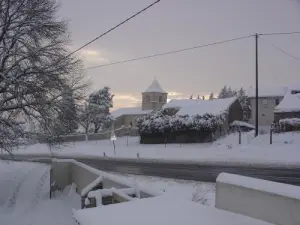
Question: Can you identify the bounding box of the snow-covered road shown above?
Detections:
[0,161,80,225]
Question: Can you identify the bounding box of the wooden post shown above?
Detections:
[239,130,241,145]
[49,168,52,199]
[113,140,116,156]
[270,129,273,145]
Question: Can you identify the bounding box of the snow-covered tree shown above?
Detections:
[227,87,236,98]
[218,85,236,98]
[0,0,87,152]
[237,87,251,121]
[78,103,94,140]
[209,93,214,100]
[218,86,228,99]
[89,87,114,133]
[58,85,78,134]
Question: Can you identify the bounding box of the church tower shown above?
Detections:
[142,78,168,111]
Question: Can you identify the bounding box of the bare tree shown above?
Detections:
[0,0,87,153]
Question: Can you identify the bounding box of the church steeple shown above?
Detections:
[142,78,168,111]
[142,77,167,94]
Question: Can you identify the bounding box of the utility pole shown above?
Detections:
[255,33,259,137]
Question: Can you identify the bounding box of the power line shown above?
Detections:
[66,0,161,58]
[259,31,300,36]
[260,37,300,61]
[82,34,254,71]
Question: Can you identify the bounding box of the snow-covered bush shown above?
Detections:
[279,118,300,132]
[136,110,226,135]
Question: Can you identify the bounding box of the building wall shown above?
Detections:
[249,96,283,126]
[142,92,167,110]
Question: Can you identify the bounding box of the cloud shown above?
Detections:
[167,91,184,97]
[80,49,109,63]
[112,93,141,109]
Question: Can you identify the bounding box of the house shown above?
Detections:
[111,78,168,129]
[274,89,300,121]
[247,87,288,126]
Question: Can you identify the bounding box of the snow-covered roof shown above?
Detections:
[143,78,167,94]
[164,97,237,116]
[111,107,152,119]
[247,86,288,98]
[275,89,300,113]
[73,194,271,225]
[162,99,196,109]
[230,120,255,129]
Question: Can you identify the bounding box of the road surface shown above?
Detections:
[3,154,300,185]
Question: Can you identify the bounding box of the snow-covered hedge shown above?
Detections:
[278,118,300,132]
[136,110,226,135]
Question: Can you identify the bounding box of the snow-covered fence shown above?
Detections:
[215,173,300,225]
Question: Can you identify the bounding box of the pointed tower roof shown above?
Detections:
[143,78,167,94]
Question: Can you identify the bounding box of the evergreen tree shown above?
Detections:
[237,87,251,121]
[209,93,214,100]
[218,85,227,99]
[89,87,114,133]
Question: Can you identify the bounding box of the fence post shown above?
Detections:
[270,129,273,145]
[238,130,241,145]
[49,168,52,199]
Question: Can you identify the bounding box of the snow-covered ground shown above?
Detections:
[111,173,215,207]
[0,161,80,225]
[10,131,300,166]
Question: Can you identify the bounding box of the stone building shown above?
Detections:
[112,78,168,129]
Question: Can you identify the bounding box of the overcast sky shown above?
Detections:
[58,0,300,109]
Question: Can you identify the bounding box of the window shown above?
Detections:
[275,98,280,106]
[145,95,150,102]
[159,96,163,102]
[262,99,268,105]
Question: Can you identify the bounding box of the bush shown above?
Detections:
[278,118,300,132]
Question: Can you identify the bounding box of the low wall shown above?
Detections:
[215,173,300,225]
[40,127,139,143]
[51,159,160,198]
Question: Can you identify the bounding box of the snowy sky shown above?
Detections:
[58,0,300,109]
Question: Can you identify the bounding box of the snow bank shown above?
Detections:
[73,194,272,225]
